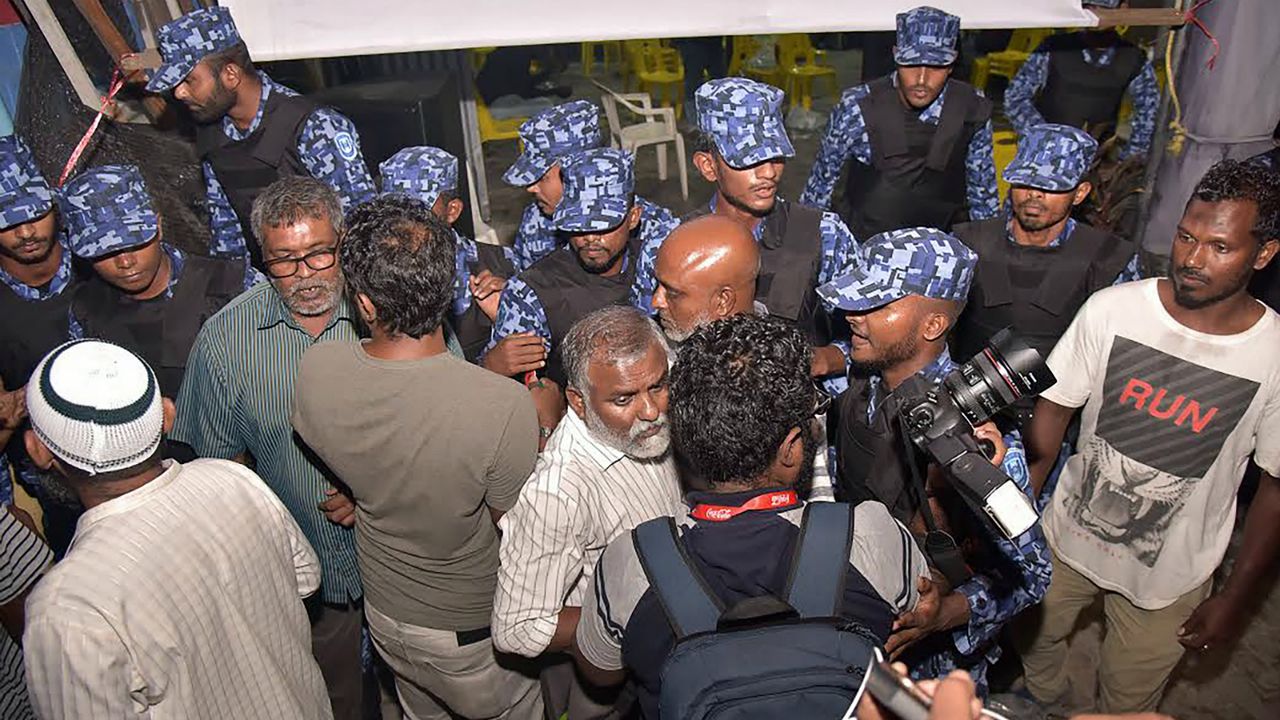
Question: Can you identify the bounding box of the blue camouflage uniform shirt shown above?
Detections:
[510,195,678,278]
[801,79,1000,221]
[866,348,1052,696]
[204,75,376,257]
[1005,44,1160,160]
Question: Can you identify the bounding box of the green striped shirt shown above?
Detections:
[172,282,362,603]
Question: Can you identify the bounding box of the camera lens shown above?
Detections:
[944,327,1056,426]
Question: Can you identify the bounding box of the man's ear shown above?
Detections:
[221,61,243,91]
[445,198,465,225]
[161,397,176,435]
[713,286,737,319]
[778,426,805,470]
[626,203,643,232]
[922,310,952,343]
[24,429,54,471]
[1072,181,1093,207]
[565,387,587,422]
[692,151,719,184]
[1256,238,1280,270]
[355,293,377,325]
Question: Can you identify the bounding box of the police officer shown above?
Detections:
[687,77,857,391]
[802,6,999,238]
[0,135,88,553]
[380,146,512,362]
[146,6,375,269]
[821,228,1050,697]
[952,124,1138,364]
[504,100,678,287]
[1005,1,1159,160]
[487,148,652,391]
[61,165,258,398]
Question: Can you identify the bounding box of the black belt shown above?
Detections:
[456,626,492,647]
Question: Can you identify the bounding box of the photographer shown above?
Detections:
[821,228,1051,695]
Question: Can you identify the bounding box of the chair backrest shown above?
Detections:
[728,36,759,76]
[1007,28,1054,54]
[776,34,817,70]
[597,93,624,147]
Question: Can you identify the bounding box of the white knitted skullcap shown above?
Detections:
[25,339,163,475]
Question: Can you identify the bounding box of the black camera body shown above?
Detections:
[886,328,1055,541]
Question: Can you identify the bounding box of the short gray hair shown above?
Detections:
[562,306,669,395]
[250,176,344,241]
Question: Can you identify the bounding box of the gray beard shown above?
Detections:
[583,406,671,460]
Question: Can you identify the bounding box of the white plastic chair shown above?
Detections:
[593,80,688,201]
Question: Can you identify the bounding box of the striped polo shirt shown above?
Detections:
[172,282,362,603]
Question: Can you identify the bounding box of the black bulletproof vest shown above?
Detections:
[196,91,317,270]
[952,218,1134,362]
[830,376,921,527]
[1036,32,1144,138]
[844,76,991,238]
[70,254,247,397]
[684,200,831,345]
[519,241,640,387]
[453,243,517,363]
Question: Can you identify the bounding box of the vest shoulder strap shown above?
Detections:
[633,518,724,640]
[783,503,854,619]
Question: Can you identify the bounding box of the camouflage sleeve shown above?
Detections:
[512,203,557,273]
[67,307,84,341]
[1119,61,1159,160]
[484,276,551,357]
[951,430,1051,655]
[296,108,377,214]
[204,161,248,258]
[816,211,859,286]
[630,204,680,313]
[1004,49,1050,136]
[243,257,266,291]
[1113,252,1142,285]
[800,85,873,210]
[0,456,10,506]
[454,235,479,316]
[965,120,1000,221]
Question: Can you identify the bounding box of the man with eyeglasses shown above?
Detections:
[61,164,260,399]
[821,227,1050,697]
[171,176,369,719]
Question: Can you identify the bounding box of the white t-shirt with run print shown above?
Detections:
[1041,279,1280,610]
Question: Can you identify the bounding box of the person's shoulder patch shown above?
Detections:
[335,132,358,162]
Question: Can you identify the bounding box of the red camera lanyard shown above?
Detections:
[689,490,800,522]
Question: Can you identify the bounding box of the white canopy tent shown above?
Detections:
[222,0,1097,62]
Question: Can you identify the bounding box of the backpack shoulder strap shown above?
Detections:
[632,518,724,640]
[784,502,854,619]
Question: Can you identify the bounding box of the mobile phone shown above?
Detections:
[863,657,931,720]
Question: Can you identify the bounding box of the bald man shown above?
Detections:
[652,215,761,342]
[652,215,835,502]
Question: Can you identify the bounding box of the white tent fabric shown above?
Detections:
[223,0,1095,62]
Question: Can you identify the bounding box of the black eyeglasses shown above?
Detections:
[262,247,337,279]
[811,384,832,418]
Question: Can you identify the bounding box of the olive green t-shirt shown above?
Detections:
[293,340,538,629]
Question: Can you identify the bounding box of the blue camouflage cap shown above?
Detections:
[0,135,54,230]
[553,149,635,233]
[1003,123,1098,192]
[694,77,795,170]
[894,6,961,66]
[818,227,976,312]
[503,100,603,187]
[146,7,242,93]
[380,146,459,208]
[60,165,158,260]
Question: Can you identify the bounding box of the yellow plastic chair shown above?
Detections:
[627,40,685,119]
[971,28,1055,91]
[581,41,623,76]
[729,36,782,87]
[475,92,525,145]
[775,34,839,110]
[993,129,1020,203]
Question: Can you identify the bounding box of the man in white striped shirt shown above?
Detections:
[493,305,683,715]
[650,215,836,502]
[19,339,330,719]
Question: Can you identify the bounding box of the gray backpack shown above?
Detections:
[632,502,880,719]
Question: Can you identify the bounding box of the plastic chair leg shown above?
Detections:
[675,133,689,201]
[656,143,669,181]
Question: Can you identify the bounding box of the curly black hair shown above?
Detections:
[1191,159,1280,243]
[339,195,456,339]
[669,314,813,487]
